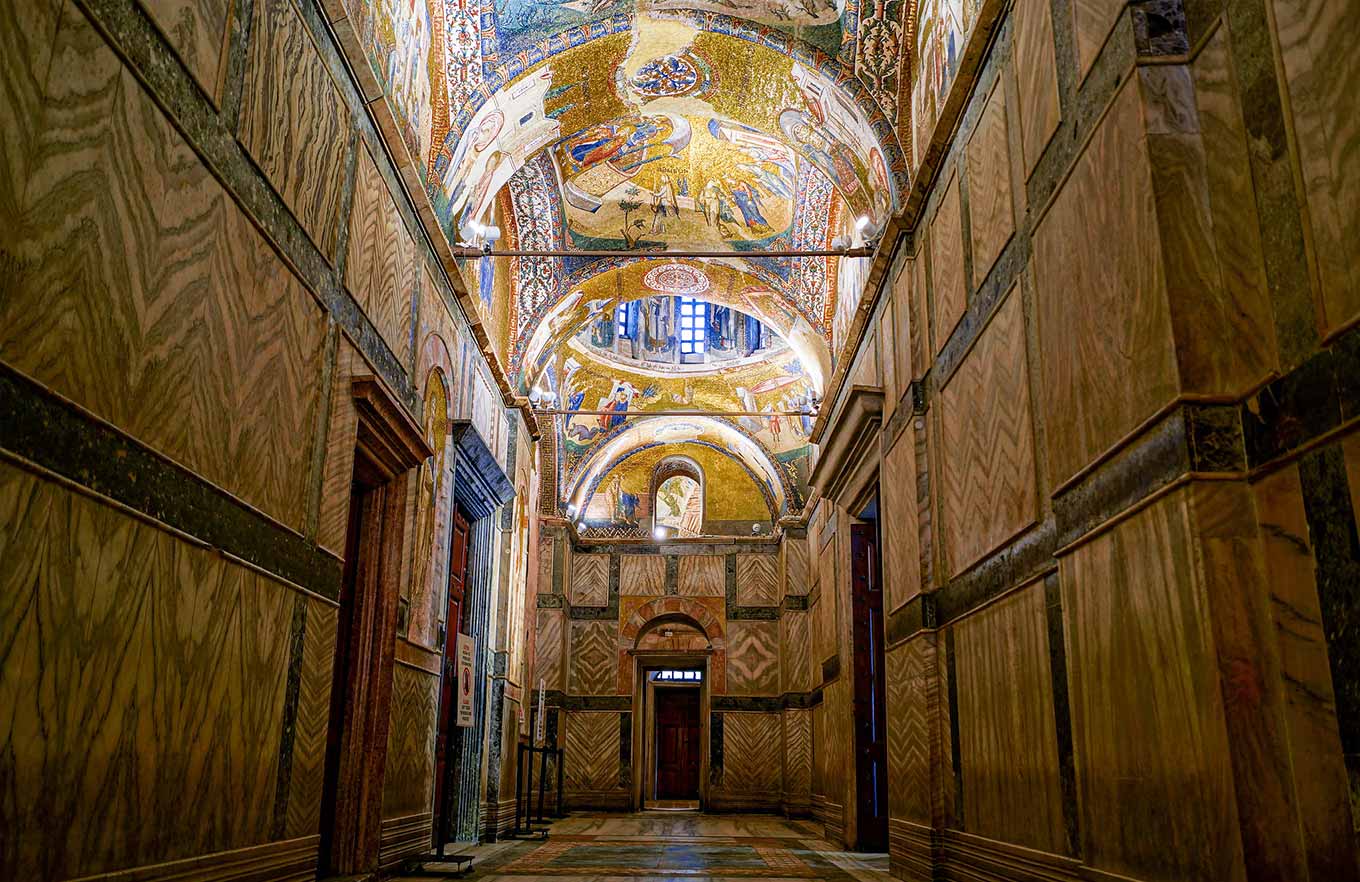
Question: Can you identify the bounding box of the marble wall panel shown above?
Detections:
[563,711,621,792]
[1271,0,1360,334]
[143,0,230,100]
[0,462,292,881]
[381,663,438,819]
[736,554,779,607]
[1139,65,1278,398]
[285,599,337,838]
[568,620,617,696]
[880,303,897,422]
[619,554,665,595]
[535,607,566,692]
[784,538,809,596]
[966,83,1016,283]
[1034,78,1178,488]
[1252,466,1354,879]
[929,174,966,353]
[0,6,327,533]
[677,554,726,596]
[1070,0,1124,82]
[780,609,811,693]
[890,257,916,383]
[345,147,416,367]
[885,639,932,824]
[727,620,780,696]
[783,709,812,800]
[938,290,1039,575]
[1013,0,1061,175]
[952,583,1066,853]
[1190,31,1276,381]
[0,0,61,216]
[882,425,921,612]
[570,554,609,607]
[721,713,782,795]
[317,341,359,556]
[238,0,351,258]
[1060,488,1243,880]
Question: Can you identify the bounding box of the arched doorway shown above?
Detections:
[627,610,717,810]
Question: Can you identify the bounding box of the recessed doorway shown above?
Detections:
[654,676,701,805]
[634,659,709,811]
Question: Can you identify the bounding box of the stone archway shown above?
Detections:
[619,596,727,695]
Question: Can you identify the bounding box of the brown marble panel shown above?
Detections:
[939,290,1038,575]
[1140,65,1278,397]
[783,709,812,800]
[929,174,966,353]
[677,554,726,596]
[1060,488,1244,881]
[568,620,617,695]
[885,638,932,824]
[619,554,665,595]
[0,462,292,881]
[891,257,915,384]
[345,147,415,367]
[721,713,782,794]
[286,600,337,838]
[570,554,609,607]
[783,537,809,596]
[780,608,811,693]
[0,7,326,533]
[142,0,230,101]
[953,584,1066,853]
[0,0,61,219]
[381,663,437,819]
[1070,0,1124,82]
[966,83,1016,281]
[882,425,921,612]
[534,608,566,692]
[1034,79,1177,488]
[736,553,779,607]
[1271,0,1360,334]
[317,341,359,556]
[237,0,350,258]
[1187,34,1278,382]
[563,711,621,791]
[727,620,780,696]
[881,303,897,421]
[1013,0,1061,175]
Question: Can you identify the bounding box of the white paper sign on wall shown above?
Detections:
[456,633,475,728]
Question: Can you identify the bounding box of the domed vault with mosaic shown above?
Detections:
[337,0,926,537]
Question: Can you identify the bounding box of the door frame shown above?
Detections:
[630,651,711,810]
[318,376,433,876]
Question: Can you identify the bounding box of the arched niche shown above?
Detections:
[651,455,704,538]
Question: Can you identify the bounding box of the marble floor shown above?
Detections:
[392,813,892,882]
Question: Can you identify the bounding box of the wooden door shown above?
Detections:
[851,521,888,851]
[434,509,471,846]
[655,687,700,799]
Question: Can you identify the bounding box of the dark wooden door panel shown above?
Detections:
[655,688,700,799]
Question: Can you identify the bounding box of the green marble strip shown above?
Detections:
[0,364,343,600]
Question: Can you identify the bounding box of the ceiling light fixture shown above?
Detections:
[855,215,872,232]
[653,527,666,540]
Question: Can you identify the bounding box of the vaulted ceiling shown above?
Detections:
[339,0,915,535]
